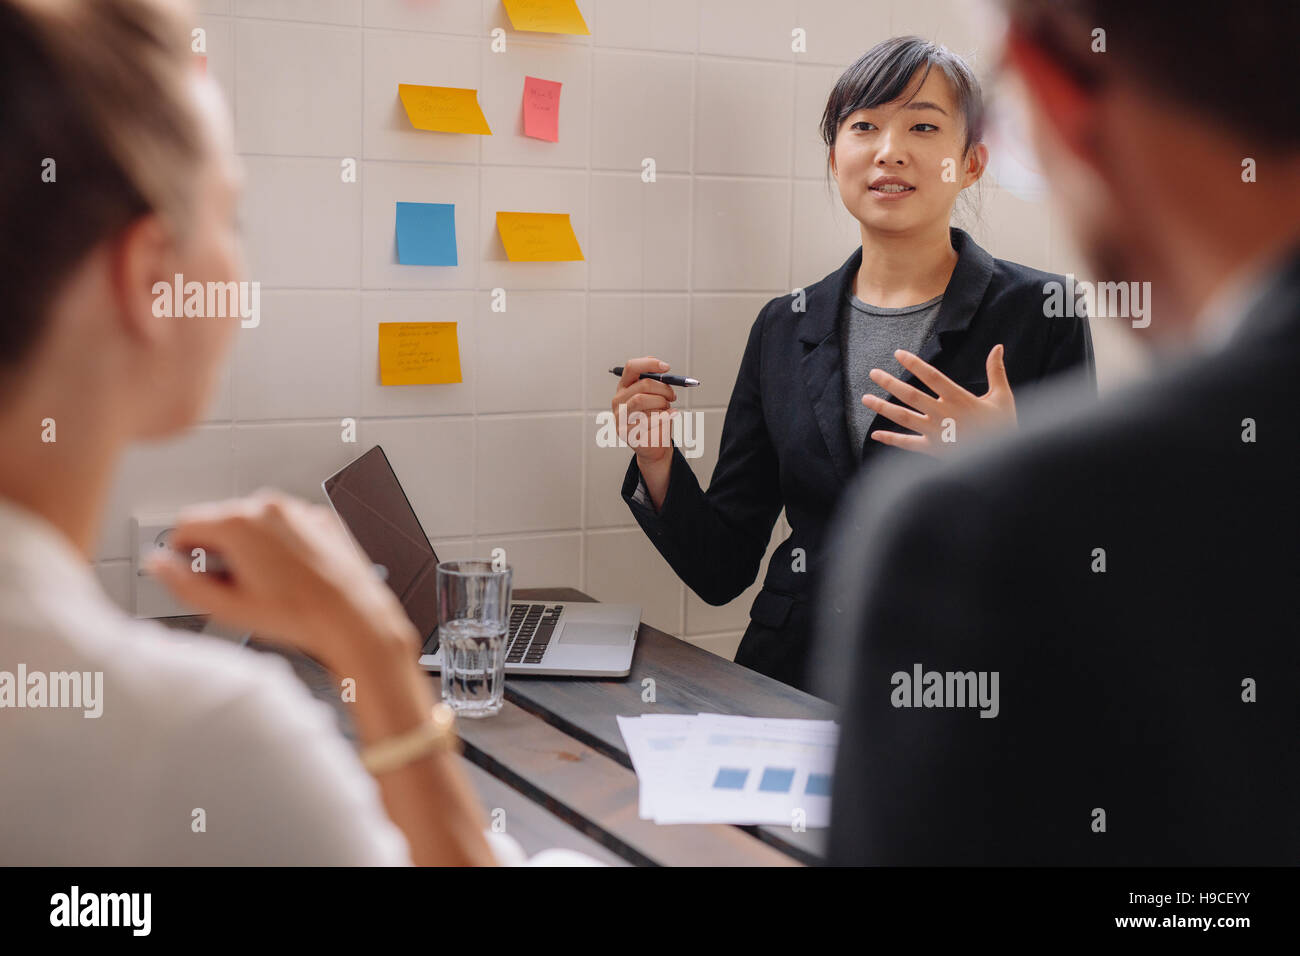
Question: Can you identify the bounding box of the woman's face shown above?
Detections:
[831,66,985,238]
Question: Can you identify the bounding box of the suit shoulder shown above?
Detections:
[913,339,1293,515]
[988,256,1066,304]
[793,260,847,300]
[761,260,849,336]
[983,258,1092,346]
[761,269,832,320]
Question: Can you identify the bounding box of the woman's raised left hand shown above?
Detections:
[861,344,1017,456]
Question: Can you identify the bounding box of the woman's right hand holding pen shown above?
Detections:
[612,356,678,509]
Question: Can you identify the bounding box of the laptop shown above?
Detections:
[322,445,640,678]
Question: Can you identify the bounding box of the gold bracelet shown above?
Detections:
[360,702,459,775]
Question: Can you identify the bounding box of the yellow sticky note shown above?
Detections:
[496,211,585,262]
[502,0,590,35]
[378,322,463,386]
[398,84,492,135]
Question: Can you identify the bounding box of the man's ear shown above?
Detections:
[108,214,176,347]
[1003,23,1097,165]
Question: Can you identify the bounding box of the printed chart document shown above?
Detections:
[616,714,838,828]
[616,714,695,819]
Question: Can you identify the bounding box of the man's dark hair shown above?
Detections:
[1003,0,1300,148]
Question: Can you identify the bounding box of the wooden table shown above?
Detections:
[249,587,837,867]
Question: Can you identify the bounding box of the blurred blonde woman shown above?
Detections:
[0,0,492,865]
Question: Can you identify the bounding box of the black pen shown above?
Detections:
[609,366,701,387]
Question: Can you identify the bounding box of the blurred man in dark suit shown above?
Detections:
[816,0,1300,864]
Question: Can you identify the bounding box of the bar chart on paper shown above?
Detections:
[617,714,839,828]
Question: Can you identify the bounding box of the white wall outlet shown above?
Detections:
[132,512,199,619]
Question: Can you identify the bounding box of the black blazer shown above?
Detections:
[622,228,1094,691]
[816,247,1300,864]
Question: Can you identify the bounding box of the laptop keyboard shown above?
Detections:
[504,603,563,665]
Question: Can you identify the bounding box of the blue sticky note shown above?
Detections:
[395,201,457,266]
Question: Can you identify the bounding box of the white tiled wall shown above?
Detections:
[98,0,1132,660]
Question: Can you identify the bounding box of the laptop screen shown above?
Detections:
[323,445,440,651]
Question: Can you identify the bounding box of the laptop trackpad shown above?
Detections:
[558,621,627,646]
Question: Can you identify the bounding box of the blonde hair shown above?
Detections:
[0,0,204,367]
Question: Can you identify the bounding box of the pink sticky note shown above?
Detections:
[522,75,562,143]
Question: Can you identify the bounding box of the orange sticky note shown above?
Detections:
[398,84,492,135]
[496,212,584,262]
[523,76,562,142]
[502,0,590,35]
[378,322,463,386]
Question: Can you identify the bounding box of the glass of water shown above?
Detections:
[436,560,512,718]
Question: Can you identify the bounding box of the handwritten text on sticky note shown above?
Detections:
[502,0,590,35]
[523,76,562,142]
[378,322,463,386]
[398,84,492,135]
[496,211,584,262]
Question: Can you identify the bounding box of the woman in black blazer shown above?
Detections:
[610,37,1093,692]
